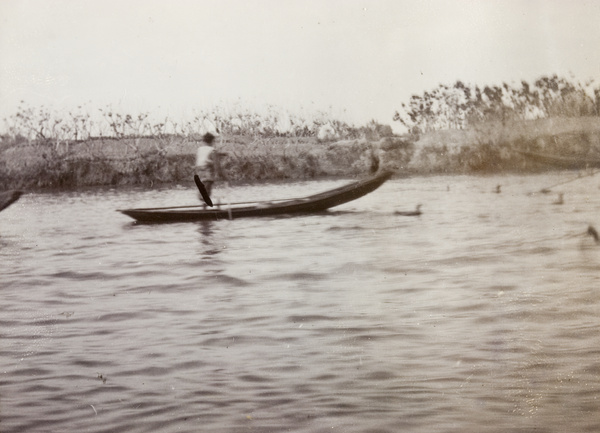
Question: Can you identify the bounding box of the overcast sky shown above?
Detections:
[1,0,599,131]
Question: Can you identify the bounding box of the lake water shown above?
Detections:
[2,172,600,433]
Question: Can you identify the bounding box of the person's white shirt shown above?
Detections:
[195,145,213,169]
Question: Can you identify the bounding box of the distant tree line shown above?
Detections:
[394,75,600,134]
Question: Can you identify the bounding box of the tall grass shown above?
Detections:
[1,101,393,142]
[0,103,399,189]
[394,74,599,134]
[5,76,599,190]
[391,75,600,174]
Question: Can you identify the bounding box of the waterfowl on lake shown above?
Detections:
[395,204,422,216]
[495,185,501,193]
[587,225,599,244]
[0,190,22,212]
[553,193,564,205]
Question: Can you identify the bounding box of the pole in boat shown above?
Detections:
[194,175,213,207]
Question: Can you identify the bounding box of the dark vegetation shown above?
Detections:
[1,75,599,189]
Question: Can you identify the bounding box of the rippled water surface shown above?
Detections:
[2,173,600,433]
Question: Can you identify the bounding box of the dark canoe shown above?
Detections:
[0,190,22,212]
[518,150,600,169]
[119,170,393,223]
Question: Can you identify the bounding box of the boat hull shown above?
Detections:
[120,171,393,223]
[518,150,600,169]
[0,190,22,212]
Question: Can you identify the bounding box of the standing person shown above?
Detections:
[194,132,220,199]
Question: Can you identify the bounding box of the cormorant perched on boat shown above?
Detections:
[587,225,599,244]
[369,143,380,174]
[395,204,422,216]
[0,190,22,212]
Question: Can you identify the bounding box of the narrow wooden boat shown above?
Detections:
[0,190,22,212]
[119,170,393,223]
[517,150,600,169]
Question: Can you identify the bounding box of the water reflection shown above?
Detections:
[196,220,222,258]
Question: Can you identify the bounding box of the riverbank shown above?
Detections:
[0,134,413,189]
[2,116,600,189]
[407,116,600,173]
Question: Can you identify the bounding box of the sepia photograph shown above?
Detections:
[1,1,600,432]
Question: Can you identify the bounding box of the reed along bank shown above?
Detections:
[2,116,600,190]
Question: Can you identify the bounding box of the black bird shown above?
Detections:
[587,225,599,243]
[553,193,564,205]
[395,204,422,216]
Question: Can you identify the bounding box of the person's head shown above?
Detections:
[202,132,216,145]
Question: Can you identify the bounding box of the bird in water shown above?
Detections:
[495,185,501,193]
[553,193,564,205]
[395,204,422,216]
[587,225,599,244]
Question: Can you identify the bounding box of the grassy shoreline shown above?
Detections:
[406,116,600,174]
[2,116,600,190]
[0,134,413,189]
